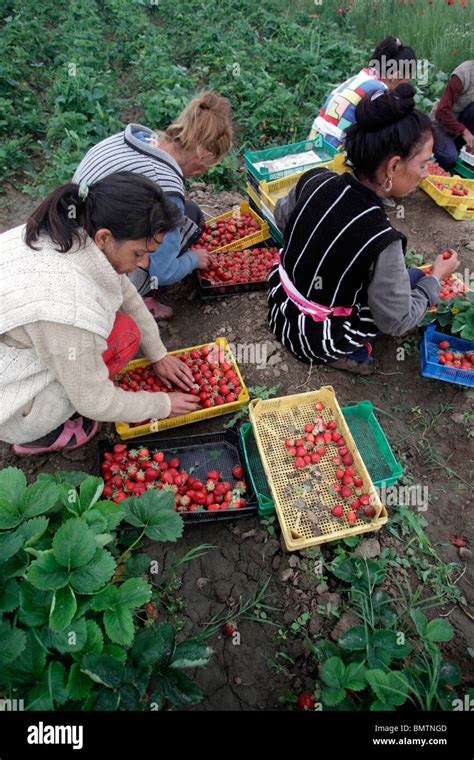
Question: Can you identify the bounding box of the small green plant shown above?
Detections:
[0,468,212,711]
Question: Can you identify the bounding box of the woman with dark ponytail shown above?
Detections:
[268,84,461,374]
[0,171,201,453]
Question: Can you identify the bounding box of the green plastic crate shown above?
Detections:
[341,401,403,487]
[245,137,333,183]
[454,158,474,180]
[240,423,275,515]
[240,401,403,516]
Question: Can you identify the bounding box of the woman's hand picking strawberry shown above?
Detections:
[167,392,201,417]
[152,354,194,391]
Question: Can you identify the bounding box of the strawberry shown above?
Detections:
[341,486,352,499]
[297,692,315,711]
[335,468,345,480]
[232,465,243,479]
[332,505,344,517]
[207,470,221,481]
[315,402,325,411]
[223,623,237,637]
[294,457,306,469]
[346,510,357,524]
[168,457,180,469]
[451,536,467,548]
[342,453,354,466]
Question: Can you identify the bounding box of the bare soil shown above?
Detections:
[0,182,472,710]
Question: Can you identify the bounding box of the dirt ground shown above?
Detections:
[0,183,473,710]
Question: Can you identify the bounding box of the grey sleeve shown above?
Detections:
[274,184,299,234]
[367,241,440,336]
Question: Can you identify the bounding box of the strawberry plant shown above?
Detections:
[421,291,474,341]
[0,467,212,710]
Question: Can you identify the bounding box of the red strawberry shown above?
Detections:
[332,505,344,517]
[232,465,243,479]
[297,692,315,711]
[223,623,237,637]
[346,510,357,524]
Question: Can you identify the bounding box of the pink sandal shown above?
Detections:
[144,296,174,319]
[13,416,100,456]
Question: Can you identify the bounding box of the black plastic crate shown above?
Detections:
[97,429,258,524]
[194,240,278,301]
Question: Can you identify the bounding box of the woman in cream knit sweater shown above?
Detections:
[0,171,201,454]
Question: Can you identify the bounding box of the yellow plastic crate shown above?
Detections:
[417,264,471,312]
[248,387,387,551]
[445,204,474,221]
[246,181,263,210]
[420,176,474,207]
[202,201,270,253]
[259,163,333,212]
[115,337,249,440]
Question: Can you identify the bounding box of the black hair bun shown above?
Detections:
[355,83,416,131]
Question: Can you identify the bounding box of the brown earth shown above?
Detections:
[0,182,473,710]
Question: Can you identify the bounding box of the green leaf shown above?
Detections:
[2,549,29,579]
[0,629,46,687]
[18,582,52,627]
[49,585,77,632]
[20,482,59,519]
[81,653,126,689]
[119,683,142,711]
[338,625,366,651]
[95,500,125,531]
[27,661,69,710]
[117,578,151,608]
[38,471,90,487]
[321,686,346,706]
[59,482,80,514]
[0,497,22,529]
[365,669,409,707]
[90,585,118,611]
[67,662,93,701]
[132,624,176,669]
[0,578,20,612]
[95,533,114,548]
[79,476,104,513]
[124,491,183,542]
[83,509,109,534]
[102,645,127,663]
[344,661,367,692]
[368,630,411,669]
[410,608,427,636]
[155,668,203,706]
[69,549,116,594]
[171,640,213,669]
[16,516,49,547]
[0,467,27,504]
[439,660,461,687]
[90,688,121,711]
[46,617,88,654]
[27,552,70,590]
[81,619,104,656]
[0,531,24,564]
[425,619,453,643]
[0,620,26,666]
[124,553,152,578]
[320,656,345,688]
[52,518,97,569]
[103,605,135,646]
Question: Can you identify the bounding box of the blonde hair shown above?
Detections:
[164,91,232,160]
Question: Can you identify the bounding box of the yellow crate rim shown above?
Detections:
[203,200,269,253]
[115,337,249,440]
[249,387,387,551]
[445,204,474,221]
[420,175,474,207]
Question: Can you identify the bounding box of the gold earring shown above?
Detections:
[383,177,393,192]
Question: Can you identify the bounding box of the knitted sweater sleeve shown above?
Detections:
[119,274,167,362]
[23,322,172,423]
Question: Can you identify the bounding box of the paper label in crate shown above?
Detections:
[254,151,322,173]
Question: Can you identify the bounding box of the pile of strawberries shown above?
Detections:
[437,340,474,372]
[421,264,467,301]
[198,246,279,287]
[101,443,248,511]
[433,180,470,197]
[114,345,243,427]
[284,401,376,525]
[191,212,261,252]
[428,161,450,177]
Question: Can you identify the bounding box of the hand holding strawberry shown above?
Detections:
[195,250,210,270]
[167,392,202,417]
[431,249,460,282]
[153,354,194,391]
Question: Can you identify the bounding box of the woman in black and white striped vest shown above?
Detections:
[73,91,232,318]
[268,84,460,374]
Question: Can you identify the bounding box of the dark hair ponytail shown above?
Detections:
[370,35,417,68]
[25,171,182,252]
[344,84,433,182]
